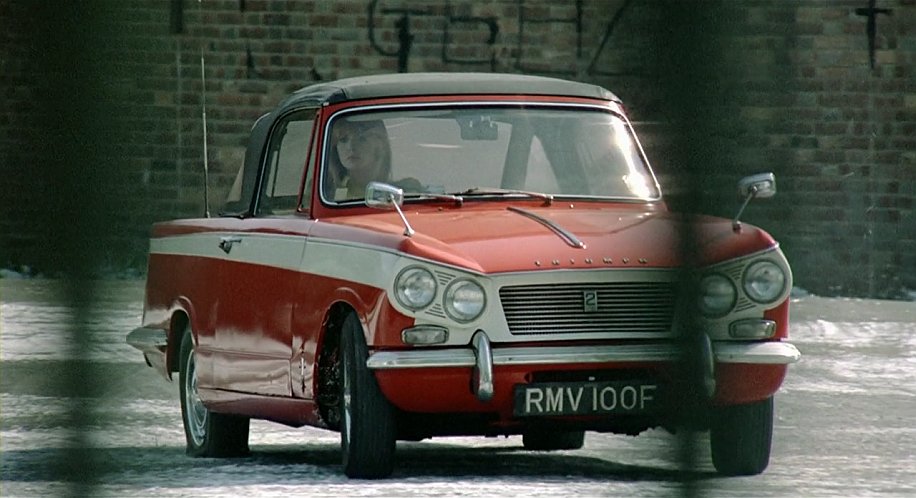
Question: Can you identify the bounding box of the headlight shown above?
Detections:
[743,260,786,303]
[699,273,737,317]
[444,279,486,322]
[394,267,436,310]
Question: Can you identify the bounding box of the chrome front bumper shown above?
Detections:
[366,331,801,402]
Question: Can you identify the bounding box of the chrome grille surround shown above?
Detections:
[500,280,677,336]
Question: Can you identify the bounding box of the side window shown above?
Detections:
[257,109,316,215]
[299,121,320,211]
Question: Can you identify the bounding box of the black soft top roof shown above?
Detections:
[276,72,619,110]
[225,73,620,218]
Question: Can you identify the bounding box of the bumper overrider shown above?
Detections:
[367,330,801,403]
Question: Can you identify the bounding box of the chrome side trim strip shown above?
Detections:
[366,341,800,370]
[126,327,168,355]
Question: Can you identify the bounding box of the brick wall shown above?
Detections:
[1,0,913,298]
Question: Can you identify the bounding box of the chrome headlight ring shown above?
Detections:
[443,278,486,323]
[394,266,437,310]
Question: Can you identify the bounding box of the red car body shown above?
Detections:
[129,72,799,478]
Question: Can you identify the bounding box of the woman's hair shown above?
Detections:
[325,117,392,199]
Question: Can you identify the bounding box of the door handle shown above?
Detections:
[218,236,242,254]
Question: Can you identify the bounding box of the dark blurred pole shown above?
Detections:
[25,2,133,495]
[653,1,731,496]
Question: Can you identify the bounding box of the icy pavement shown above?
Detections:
[1,279,915,497]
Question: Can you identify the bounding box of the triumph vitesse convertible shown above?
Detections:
[128,73,800,478]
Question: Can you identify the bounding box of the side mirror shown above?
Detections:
[737,172,776,200]
[733,172,776,232]
[366,181,404,209]
[365,182,414,237]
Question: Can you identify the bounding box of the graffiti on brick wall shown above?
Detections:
[367,0,637,76]
[224,0,643,80]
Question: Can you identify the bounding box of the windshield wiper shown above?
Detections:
[403,192,465,207]
[458,187,554,205]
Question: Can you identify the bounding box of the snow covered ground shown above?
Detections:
[1,279,914,497]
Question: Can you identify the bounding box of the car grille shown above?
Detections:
[499,281,677,335]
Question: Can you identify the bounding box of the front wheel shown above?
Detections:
[710,397,773,476]
[178,325,250,457]
[339,313,397,478]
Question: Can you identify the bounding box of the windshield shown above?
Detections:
[320,105,660,204]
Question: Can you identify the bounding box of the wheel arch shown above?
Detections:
[314,301,361,429]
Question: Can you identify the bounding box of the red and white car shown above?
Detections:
[128,72,800,478]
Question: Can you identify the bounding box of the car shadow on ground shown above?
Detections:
[390,442,712,481]
[0,441,715,486]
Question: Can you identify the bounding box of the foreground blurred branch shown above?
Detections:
[652,1,735,496]
[24,2,135,495]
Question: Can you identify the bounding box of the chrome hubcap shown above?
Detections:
[184,348,208,446]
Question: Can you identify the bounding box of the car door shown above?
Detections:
[209,108,319,397]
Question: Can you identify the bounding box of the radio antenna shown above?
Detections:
[199,0,211,217]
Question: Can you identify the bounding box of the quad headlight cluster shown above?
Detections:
[698,258,787,318]
[394,266,486,323]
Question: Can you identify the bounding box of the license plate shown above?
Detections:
[513,381,659,417]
